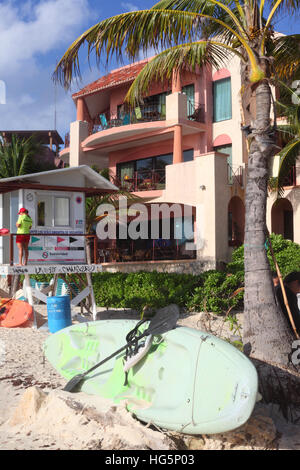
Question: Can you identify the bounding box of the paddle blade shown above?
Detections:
[146,304,179,336]
[63,373,85,393]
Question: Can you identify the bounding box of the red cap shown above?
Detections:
[18,208,27,214]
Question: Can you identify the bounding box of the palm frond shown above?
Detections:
[125,40,242,104]
[273,34,300,80]
[54,2,256,89]
[54,9,204,87]
[0,134,47,179]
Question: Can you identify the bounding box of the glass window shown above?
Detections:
[37,195,53,227]
[213,78,232,122]
[136,158,153,182]
[214,144,232,183]
[155,153,172,170]
[117,162,135,185]
[183,149,194,162]
[182,84,195,117]
[54,197,70,226]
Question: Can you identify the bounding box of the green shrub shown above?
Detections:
[92,272,127,309]
[186,270,244,314]
[227,233,300,278]
[27,234,298,315]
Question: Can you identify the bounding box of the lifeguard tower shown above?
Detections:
[0,165,118,326]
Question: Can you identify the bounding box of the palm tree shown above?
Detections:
[54,0,300,367]
[0,134,51,178]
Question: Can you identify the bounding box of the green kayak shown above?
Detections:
[44,319,258,435]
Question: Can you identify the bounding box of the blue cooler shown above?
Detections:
[47,295,72,333]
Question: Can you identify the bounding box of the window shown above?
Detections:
[214,144,232,183]
[182,84,195,118]
[36,194,71,228]
[55,197,70,226]
[183,149,194,162]
[213,78,232,122]
[37,195,53,227]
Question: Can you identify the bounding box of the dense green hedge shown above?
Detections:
[90,269,244,314]
[31,234,299,315]
[227,233,300,278]
[91,272,203,311]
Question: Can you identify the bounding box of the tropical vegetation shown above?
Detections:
[0,134,55,178]
[54,0,300,367]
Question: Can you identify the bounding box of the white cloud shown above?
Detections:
[121,2,139,12]
[0,0,95,138]
[0,0,91,75]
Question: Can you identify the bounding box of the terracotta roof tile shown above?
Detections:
[72,60,148,99]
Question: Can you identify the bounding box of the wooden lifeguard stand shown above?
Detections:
[0,165,118,327]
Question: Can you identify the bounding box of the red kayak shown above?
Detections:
[0,298,33,328]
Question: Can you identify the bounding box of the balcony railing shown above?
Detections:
[90,100,206,135]
[91,104,166,134]
[228,165,244,187]
[282,165,296,187]
[117,169,166,192]
[187,102,205,123]
[64,132,70,148]
[98,240,196,263]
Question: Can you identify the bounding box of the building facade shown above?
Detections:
[60,56,300,272]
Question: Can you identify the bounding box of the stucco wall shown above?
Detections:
[212,55,244,170]
[267,187,300,245]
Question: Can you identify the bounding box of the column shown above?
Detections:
[172,69,182,93]
[76,97,85,121]
[173,125,183,164]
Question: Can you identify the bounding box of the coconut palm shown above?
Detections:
[0,134,51,178]
[54,0,300,367]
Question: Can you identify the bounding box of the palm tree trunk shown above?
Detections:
[243,79,295,366]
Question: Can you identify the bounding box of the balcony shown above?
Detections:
[187,101,205,123]
[116,169,166,192]
[228,165,244,187]
[90,101,205,135]
[91,104,166,135]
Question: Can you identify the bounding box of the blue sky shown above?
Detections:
[0,0,299,142]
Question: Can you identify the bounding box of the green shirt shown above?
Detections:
[17,214,32,234]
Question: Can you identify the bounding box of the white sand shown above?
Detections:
[1,306,300,450]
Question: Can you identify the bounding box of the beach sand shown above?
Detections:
[1,306,300,450]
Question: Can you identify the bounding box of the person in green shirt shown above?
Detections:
[16,208,32,265]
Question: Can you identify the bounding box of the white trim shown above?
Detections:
[0,165,118,191]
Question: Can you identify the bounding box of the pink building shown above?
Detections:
[61,57,300,272]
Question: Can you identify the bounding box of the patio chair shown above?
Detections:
[100,114,109,129]
[122,113,131,125]
[134,107,143,121]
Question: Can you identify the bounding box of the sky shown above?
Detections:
[0,0,299,143]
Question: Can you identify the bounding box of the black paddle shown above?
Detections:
[0,298,14,315]
[63,304,180,393]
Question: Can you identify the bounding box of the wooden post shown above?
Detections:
[86,272,97,321]
[93,236,97,264]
